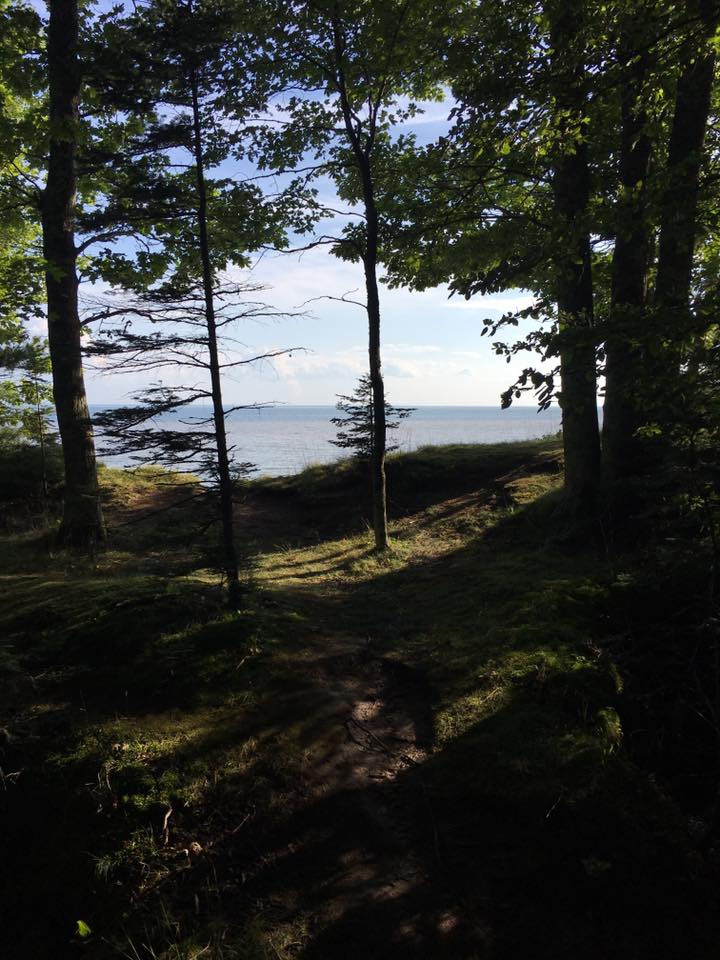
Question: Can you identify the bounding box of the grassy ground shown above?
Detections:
[0,440,717,959]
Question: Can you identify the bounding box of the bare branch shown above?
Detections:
[298,289,366,311]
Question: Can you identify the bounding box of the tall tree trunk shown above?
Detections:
[641,0,718,465]
[42,0,105,548]
[361,173,389,552]
[548,3,601,516]
[602,33,653,486]
[190,69,242,609]
[331,15,389,551]
[654,2,717,315]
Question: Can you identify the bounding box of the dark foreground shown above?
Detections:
[1,440,718,958]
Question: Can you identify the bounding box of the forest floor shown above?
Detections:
[1,438,719,959]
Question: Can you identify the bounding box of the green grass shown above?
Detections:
[0,438,712,959]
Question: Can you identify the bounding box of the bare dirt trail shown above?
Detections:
[240,634,469,959]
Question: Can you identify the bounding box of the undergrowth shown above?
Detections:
[1,438,718,959]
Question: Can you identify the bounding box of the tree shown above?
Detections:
[41,0,105,547]
[0,324,56,512]
[83,0,298,608]
[89,282,297,604]
[601,0,719,490]
[653,0,718,334]
[601,6,655,487]
[330,373,414,461]
[378,0,606,517]
[1,0,178,548]
[259,0,449,550]
[0,325,53,444]
[546,0,601,515]
[379,0,720,525]
[0,2,60,516]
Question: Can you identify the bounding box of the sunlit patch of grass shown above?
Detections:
[98,462,198,496]
[249,443,620,817]
[258,535,366,585]
[265,915,312,958]
[47,704,266,838]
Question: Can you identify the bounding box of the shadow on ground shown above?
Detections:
[1,441,718,959]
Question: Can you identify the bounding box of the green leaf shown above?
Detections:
[76,920,92,938]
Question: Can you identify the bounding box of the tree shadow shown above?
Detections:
[3,449,717,958]
[98,683,716,960]
[244,441,563,550]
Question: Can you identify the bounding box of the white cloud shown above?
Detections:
[446,293,537,314]
[261,347,366,383]
[384,363,415,379]
[241,249,365,313]
[384,343,442,355]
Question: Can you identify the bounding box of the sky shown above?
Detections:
[84,244,541,409]
[22,1,554,409]
[22,1,550,409]
[80,110,546,409]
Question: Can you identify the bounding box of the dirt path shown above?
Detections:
[238,636,463,958]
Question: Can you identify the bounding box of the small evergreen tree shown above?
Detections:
[0,324,59,511]
[330,374,414,461]
[0,331,53,445]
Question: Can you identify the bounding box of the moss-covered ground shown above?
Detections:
[1,440,717,958]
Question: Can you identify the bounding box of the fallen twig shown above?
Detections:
[0,767,21,789]
[162,805,173,845]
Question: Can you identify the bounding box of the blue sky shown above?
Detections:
[85,237,541,409]
[16,1,550,408]
[80,109,544,408]
[25,1,552,408]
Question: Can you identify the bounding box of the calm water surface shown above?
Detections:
[94,405,563,478]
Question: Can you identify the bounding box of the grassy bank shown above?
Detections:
[0,439,717,958]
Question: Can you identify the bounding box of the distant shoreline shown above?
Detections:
[88,402,569,411]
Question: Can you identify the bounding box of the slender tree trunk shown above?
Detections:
[360,163,389,551]
[654,2,717,315]
[548,3,601,516]
[602,35,653,486]
[330,13,389,551]
[190,69,242,609]
[42,0,105,548]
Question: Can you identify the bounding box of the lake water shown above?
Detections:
[93,405,563,478]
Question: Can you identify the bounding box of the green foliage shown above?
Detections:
[254,0,453,260]
[79,0,290,293]
[330,373,413,459]
[0,439,63,503]
[0,312,57,508]
[380,0,717,418]
[0,326,53,445]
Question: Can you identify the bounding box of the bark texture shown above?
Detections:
[602,33,653,485]
[42,0,105,547]
[548,3,601,515]
[655,2,717,314]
